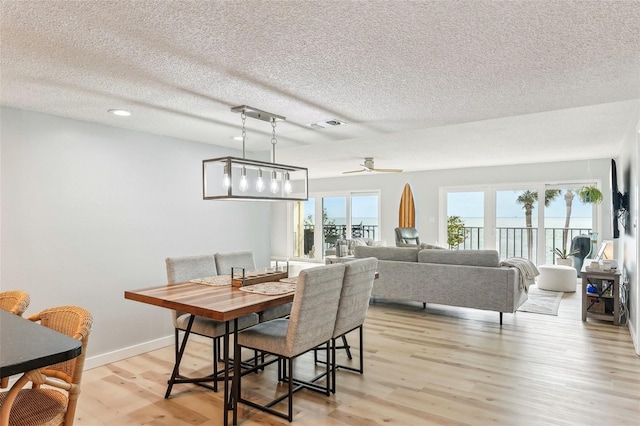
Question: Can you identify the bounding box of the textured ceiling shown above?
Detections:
[1,1,639,178]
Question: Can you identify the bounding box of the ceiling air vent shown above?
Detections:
[308,119,346,129]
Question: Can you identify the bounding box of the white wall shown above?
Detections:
[619,117,639,355]
[1,107,272,366]
[273,159,613,251]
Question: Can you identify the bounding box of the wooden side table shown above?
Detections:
[581,270,621,325]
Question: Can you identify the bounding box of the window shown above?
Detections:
[543,184,594,264]
[447,191,484,249]
[291,191,380,261]
[497,188,538,262]
[443,183,595,264]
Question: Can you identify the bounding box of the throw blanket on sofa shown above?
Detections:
[500,257,539,292]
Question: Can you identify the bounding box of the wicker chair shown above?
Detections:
[235,263,346,422]
[165,254,259,396]
[0,290,30,316]
[0,291,31,388]
[0,305,92,426]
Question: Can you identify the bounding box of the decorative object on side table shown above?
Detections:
[552,247,579,267]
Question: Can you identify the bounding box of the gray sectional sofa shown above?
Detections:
[353,246,528,324]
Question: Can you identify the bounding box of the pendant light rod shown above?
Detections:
[231,105,285,123]
[241,111,246,159]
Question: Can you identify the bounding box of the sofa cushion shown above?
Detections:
[354,246,419,262]
[418,249,499,267]
[419,243,447,250]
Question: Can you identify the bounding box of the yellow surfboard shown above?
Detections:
[398,183,415,227]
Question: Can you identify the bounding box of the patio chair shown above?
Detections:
[0,290,30,316]
[0,305,92,426]
[0,290,31,388]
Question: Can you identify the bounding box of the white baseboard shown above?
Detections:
[83,335,173,371]
[4,335,174,389]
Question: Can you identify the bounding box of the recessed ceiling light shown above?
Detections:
[232,136,243,141]
[108,109,131,117]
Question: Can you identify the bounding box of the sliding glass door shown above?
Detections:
[544,184,593,265]
[444,183,595,264]
[351,194,379,240]
[446,191,484,249]
[291,191,380,261]
[322,197,347,257]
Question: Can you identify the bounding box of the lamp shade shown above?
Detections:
[203,156,308,201]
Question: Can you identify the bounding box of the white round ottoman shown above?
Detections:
[537,265,577,292]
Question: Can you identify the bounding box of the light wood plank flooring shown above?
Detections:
[76,286,640,425]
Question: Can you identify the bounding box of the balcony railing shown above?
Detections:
[461,226,592,264]
[303,224,378,255]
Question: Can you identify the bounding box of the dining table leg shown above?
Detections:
[164,314,195,399]
[223,320,230,426]
[232,318,239,425]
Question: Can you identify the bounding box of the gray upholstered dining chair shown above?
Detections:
[312,257,377,389]
[329,257,378,393]
[165,254,259,394]
[234,263,346,422]
[214,250,292,322]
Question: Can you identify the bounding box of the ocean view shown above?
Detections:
[461,217,593,229]
[317,216,593,229]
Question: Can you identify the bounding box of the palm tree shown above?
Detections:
[516,190,560,259]
[563,190,575,250]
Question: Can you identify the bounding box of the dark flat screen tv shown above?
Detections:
[610,159,628,239]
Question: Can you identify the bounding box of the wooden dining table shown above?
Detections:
[124,278,296,426]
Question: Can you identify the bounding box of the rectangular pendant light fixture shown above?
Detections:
[202,106,308,201]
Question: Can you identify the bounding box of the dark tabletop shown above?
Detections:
[0,310,82,378]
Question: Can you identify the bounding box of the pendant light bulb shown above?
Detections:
[256,169,265,192]
[284,172,292,194]
[239,167,248,192]
[223,164,230,189]
[270,170,279,194]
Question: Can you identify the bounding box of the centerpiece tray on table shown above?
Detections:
[231,270,288,287]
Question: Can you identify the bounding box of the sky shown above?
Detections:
[304,195,378,220]
[448,190,594,218]
[304,189,598,226]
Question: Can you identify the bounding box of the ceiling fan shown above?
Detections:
[342,157,403,174]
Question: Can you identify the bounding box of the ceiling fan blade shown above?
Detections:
[372,168,403,173]
[342,168,367,174]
